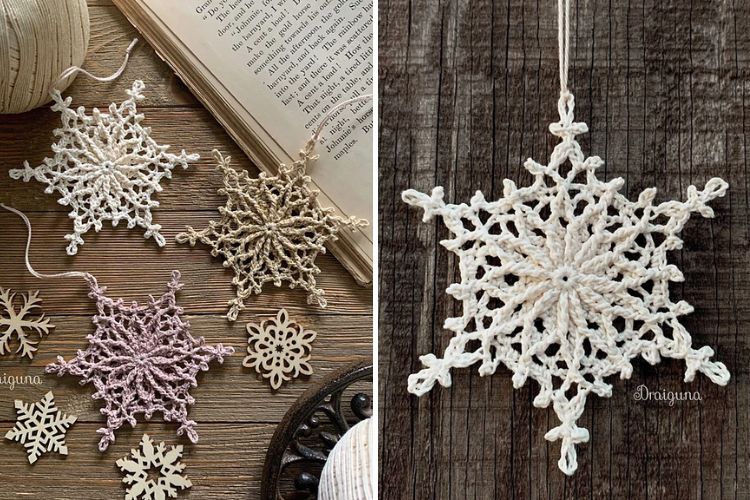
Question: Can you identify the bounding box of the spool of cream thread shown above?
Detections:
[0,0,90,114]
[318,418,374,500]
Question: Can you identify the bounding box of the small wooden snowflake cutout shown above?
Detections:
[0,287,54,359]
[5,391,77,464]
[116,434,192,499]
[242,309,316,390]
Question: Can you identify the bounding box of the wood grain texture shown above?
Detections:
[0,2,372,499]
[378,0,750,498]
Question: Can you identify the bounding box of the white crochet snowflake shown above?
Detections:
[5,391,77,464]
[116,434,192,500]
[402,93,731,475]
[0,288,54,359]
[9,80,199,255]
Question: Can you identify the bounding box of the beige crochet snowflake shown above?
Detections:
[243,308,316,390]
[116,434,192,500]
[0,288,53,359]
[5,391,77,464]
[9,80,199,255]
[403,92,730,475]
[176,149,366,320]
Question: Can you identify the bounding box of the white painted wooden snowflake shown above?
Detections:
[0,288,53,359]
[243,308,316,390]
[9,80,199,255]
[5,391,77,464]
[402,93,731,475]
[116,434,192,500]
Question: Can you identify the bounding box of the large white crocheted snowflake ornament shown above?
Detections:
[5,391,77,464]
[402,93,730,475]
[9,80,199,255]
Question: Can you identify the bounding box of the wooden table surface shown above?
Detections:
[379,0,750,498]
[0,2,372,499]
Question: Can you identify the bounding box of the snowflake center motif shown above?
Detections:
[402,93,731,475]
[9,80,199,255]
[46,271,234,451]
[177,149,367,320]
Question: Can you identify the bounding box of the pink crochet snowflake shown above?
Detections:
[46,271,233,451]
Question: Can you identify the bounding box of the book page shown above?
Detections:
[143,0,374,250]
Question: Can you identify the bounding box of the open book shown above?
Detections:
[113,0,374,285]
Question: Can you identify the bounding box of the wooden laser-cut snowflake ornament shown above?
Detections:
[0,288,54,359]
[117,434,192,500]
[5,391,77,464]
[176,149,367,321]
[9,80,199,255]
[402,92,730,475]
[243,308,316,390]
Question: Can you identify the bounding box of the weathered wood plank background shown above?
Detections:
[379,0,750,498]
[0,2,372,498]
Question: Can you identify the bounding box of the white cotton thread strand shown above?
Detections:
[304,94,373,154]
[557,0,571,96]
[48,38,139,96]
[0,0,90,114]
[0,204,89,281]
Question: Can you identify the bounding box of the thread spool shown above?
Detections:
[318,418,373,500]
[0,0,90,114]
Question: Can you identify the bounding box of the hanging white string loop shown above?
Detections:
[556,0,575,125]
[48,38,139,96]
[557,0,571,98]
[1,204,90,281]
[304,94,373,154]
